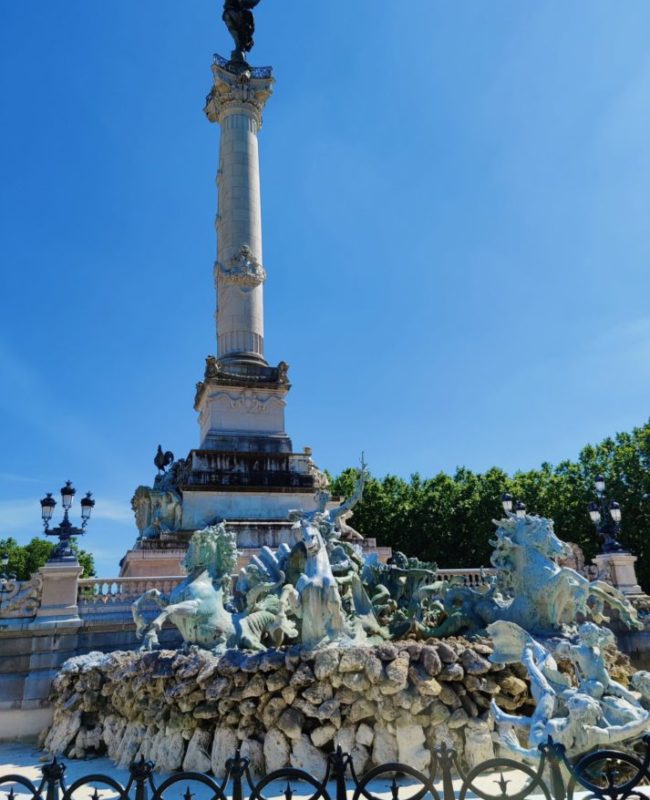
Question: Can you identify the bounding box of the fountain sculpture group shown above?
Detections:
[117,462,650,763]
[44,463,650,773]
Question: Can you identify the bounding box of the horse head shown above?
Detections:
[523,515,570,560]
[495,514,569,561]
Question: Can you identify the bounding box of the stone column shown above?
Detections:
[593,552,643,596]
[205,60,274,364]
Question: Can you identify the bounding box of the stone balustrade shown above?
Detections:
[76,568,494,608]
[436,568,495,587]
[77,575,184,613]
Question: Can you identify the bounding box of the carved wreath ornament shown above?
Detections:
[218,246,266,288]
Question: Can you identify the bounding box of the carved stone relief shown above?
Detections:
[0,572,43,619]
[217,245,266,288]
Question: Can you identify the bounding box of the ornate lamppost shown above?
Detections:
[501,492,527,517]
[587,474,627,554]
[40,482,95,562]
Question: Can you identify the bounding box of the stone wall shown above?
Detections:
[44,639,534,775]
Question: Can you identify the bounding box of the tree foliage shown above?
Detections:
[0,537,95,580]
[330,420,650,592]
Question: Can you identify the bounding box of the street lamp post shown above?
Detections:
[501,492,527,518]
[587,475,627,554]
[40,481,95,562]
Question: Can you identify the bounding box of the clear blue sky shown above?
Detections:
[1,2,650,575]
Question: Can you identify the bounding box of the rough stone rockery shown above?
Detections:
[44,639,525,775]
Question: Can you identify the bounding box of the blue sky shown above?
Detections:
[1,2,650,575]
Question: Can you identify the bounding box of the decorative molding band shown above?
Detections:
[218,331,264,358]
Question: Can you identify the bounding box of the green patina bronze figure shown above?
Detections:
[222,0,262,61]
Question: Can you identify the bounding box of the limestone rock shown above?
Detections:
[152,731,185,772]
[375,643,398,661]
[262,696,287,728]
[339,648,368,673]
[372,726,398,765]
[310,724,337,748]
[242,674,266,698]
[263,729,290,772]
[194,703,219,720]
[397,724,430,772]
[381,653,409,694]
[290,664,315,688]
[340,671,370,693]
[317,698,341,723]
[196,660,220,687]
[277,708,305,740]
[43,710,82,755]
[241,739,265,781]
[402,641,423,660]
[421,646,442,676]
[356,723,374,747]
[447,708,469,729]
[350,744,370,775]
[348,698,375,723]
[302,681,333,706]
[464,718,494,768]
[409,666,442,697]
[364,655,383,684]
[334,725,356,754]
[183,729,213,772]
[440,663,464,682]
[314,649,340,680]
[460,650,491,676]
[293,697,320,719]
[103,715,127,761]
[429,722,463,754]
[436,642,458,663]
[116,722,148,767]
[266,668,289,693]
[499,674,528,696]
[206,677,232,701]
[291,735,328,777]
[217,650,247,675]
[281,686,297,705]
[211,727,238,778]
[438,684,462,708]
[427,700,451,725]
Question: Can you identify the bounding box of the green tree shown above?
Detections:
[329,419,650,592]
[0,537,95,580]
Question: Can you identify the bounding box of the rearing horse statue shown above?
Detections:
[132,524,237,650]
[476,515,642,634]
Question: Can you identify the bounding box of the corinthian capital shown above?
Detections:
[204,56,274,127]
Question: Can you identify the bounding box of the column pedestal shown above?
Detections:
[593,552,644,596]
[33,561,83,626]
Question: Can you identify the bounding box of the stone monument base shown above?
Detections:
[44,641,529,774]
[120,529,391,577]
[593,552,644,596]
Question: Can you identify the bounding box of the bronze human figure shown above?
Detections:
[222,0,262,59]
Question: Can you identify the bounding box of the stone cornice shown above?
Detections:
[194,357,290,410]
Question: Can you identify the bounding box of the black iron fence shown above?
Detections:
[2,737,649,800]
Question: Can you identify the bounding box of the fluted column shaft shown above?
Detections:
[205,62,274,363]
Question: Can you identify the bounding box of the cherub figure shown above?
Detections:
[555,622,639,704]
[489,621,650,760]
